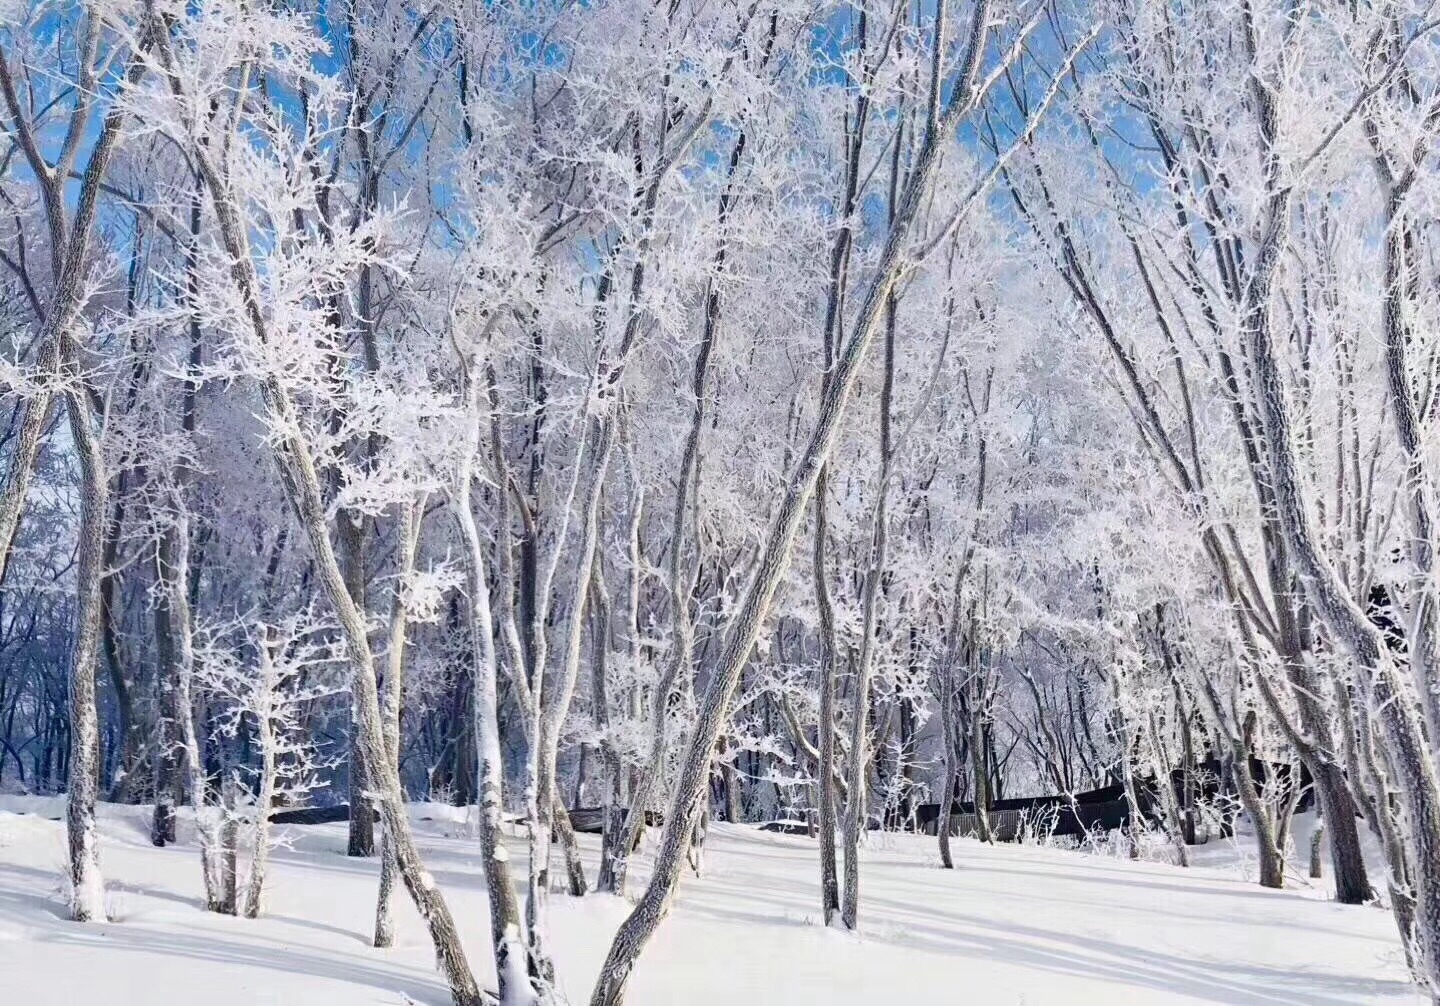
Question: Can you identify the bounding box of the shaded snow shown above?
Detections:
[0,798,1419,1005]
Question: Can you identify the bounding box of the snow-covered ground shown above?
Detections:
[0,798,1420,1005]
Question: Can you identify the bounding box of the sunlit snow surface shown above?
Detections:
[0,798,1418,1004]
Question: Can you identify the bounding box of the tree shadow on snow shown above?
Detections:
[37,921,454,1004]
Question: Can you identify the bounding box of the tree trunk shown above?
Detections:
[552,798,588,897]
[161,507,228,912]
[528,416,608,944]
[99,535,139,803]
[343,514,376,858]
[455,386,547,1004]
[0,39,147,916]
[151,571,182,847]
[937,685,958,868]
[1173,680,1197,846]
[968,654,994,846]
[1145,711,1189,868]
[0,380,55,587]
[813,486,842,920]
[839,275,899,929]
[376,498,422,948]
[1311,759,1370,903]
[244,639,278,919]
[217,768,239,915]
[585,230,900,996]
[719,739,741,824]
[588,559,629,895]
[63,380,107,923]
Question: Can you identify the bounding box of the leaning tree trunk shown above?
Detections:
[268,382,483,1004]
[1257,527,1374,903]
[609,109,756,896]
[586,9,1000,990]
[587,239,908,1003]
[1377,177,1440,755]
[152,23,486,989]
[1281,620,1373,901]
[1238,32,1440,969]
[1240,60,1440,976]
[1354,698,1420,975]
[1255,402,1440,932]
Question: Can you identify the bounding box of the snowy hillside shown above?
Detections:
[0,800,1417,1006]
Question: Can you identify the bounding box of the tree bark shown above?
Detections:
[63,376,107,922]
[812,489,842,918]
[343,513,376,858]
[243,642,277,919]
[376,498,423,947]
